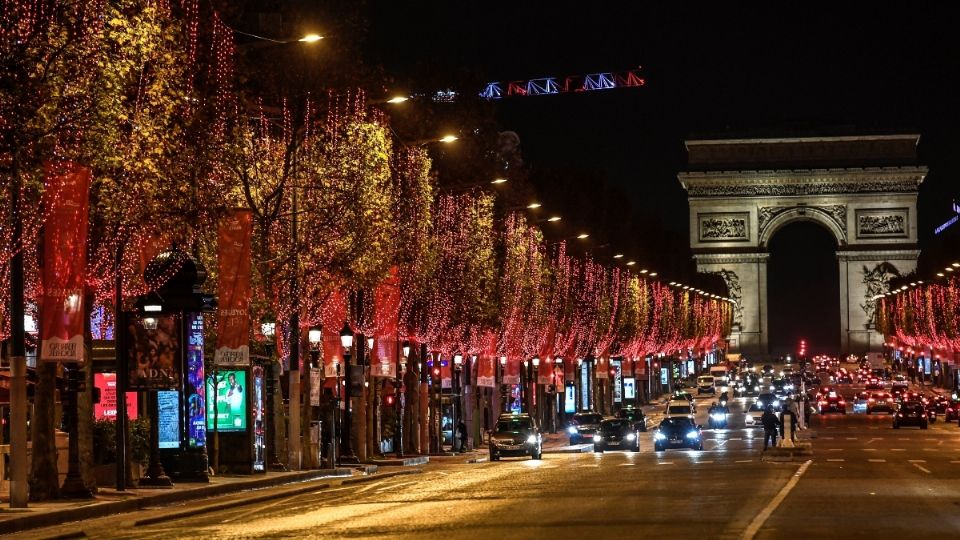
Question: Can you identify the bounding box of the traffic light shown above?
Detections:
[383,394,396,407]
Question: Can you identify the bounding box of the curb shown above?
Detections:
[0,469,352,536]
[134,469,422,527]
[366,456,430,467]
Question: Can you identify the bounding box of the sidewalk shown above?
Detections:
[0,468,354,536]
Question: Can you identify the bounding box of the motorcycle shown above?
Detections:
[708,410,728,429]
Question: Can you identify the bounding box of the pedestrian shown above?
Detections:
[456,420,467,452]
[761,405,779,450]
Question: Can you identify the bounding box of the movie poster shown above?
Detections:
[127,315,181,390]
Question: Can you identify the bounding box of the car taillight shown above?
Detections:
[887,399,893,403]
[868,399,875,402]
[839,400,846,404]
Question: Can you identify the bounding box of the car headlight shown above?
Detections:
[710,413,726,421]
[654,432,666,440]
[686,431,699,439]
[772,400,780,408]
[754,385,759,391]
[526,434,538,444]
[625,433,636,441]
[593,435,602,442]
[568,426,578,434]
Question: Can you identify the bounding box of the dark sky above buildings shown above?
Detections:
[367,3,960,352]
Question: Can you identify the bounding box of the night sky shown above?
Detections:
[368,3,960,352]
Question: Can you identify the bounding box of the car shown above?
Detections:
[890,383,909,399]
[898,391,928,405]
[567,412,604,445]
[928,395,950,415]
[852,391,870,414]
[615,407,648,432]
[489,413,542,461]
[893,401,928,429]
[864,378,884,390]
[835,373,853,384]
[744,402,766,427]
[924,400,940,423]
[736,375,761,397]
[945,395,960,422]
[672,391,697,412]
[697,375,717,395]
[664,400,695,418]
[756,393,782,412]
[594,419,640,452]
[707,405,728,429]
[653,417,703,451]
[818,394,846,414]
[762,364,775,376]
[866,392,895,414]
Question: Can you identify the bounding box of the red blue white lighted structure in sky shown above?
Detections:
[479,67,645,100]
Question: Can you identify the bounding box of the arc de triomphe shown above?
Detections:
[679,134,926,356]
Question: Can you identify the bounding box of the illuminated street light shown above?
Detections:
[577,233,589,239]
[527,202,542,209]
[613,254,624,259]
[298,33,324,43]
[386,95,409,104]
[491,177,508,184]
[438,134,458,143]
[649,272,658,277]
[639,269,648,274]
[547,216,561,222]
[626,261,636,266]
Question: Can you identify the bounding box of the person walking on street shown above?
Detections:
[456,420,467,452]
[761,406,779,450]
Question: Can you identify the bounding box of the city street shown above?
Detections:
[19,383,960,539]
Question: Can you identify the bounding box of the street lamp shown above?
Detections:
[499,356,507,413]
[402,340,411,359]
[308,325,322,367]
[339,321,354,461]
[452,352,464,452]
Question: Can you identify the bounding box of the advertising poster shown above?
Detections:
[661,367,669,386]
[564,383,576,414]
[157,390,180,449]
[40,161,91,363]
[215,210,252,367]
[93,372,139,421]
[128,314,181,390]
[623,377,636,400]
[580,362,590,410]
[252,365,265,472]
[310,369,322,406]
[186,314,206,449]
[207,370,248,432]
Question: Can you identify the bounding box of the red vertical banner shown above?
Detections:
[476,332,497,388]
[215,210,253,366]
[596,355,610,379]
[503,357,521,385]
[564,357,577,382]
[537,359,554,385]
[441,356,452,388]
[373,267,401,378]
[321,289,348,380]
[40,161,91,363]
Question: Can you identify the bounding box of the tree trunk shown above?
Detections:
[79,289,96,492]
[403,366,419,454]
[29,363,60,501]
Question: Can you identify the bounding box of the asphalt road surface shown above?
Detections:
[21,378,960,539]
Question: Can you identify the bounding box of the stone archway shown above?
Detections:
[679,134,926,357]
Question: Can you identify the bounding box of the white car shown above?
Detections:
[665,400,694,418]
[744,402,765,427]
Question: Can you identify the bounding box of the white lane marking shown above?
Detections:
[826,459,845,462]
[890,448,906,452]
[741,460,812,540]
[925,438,937,441]
[923,448,938,452]
[581,464,599,468]
[898,438,909,441]
[699,460,715,464]
[730,438,743,441]
[845,437,858,440]
[868,459,886,463]
[658,462,674,465]
[617,463,635,467]
[912,463,932,474]
[863,448,877,452]
[827,448,843,451]
[950,460,960,464]
[736,459,752,463]
[908,459,926,463]
[821,437,835,440]
[355,480,387,493]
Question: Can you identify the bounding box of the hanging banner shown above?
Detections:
[503,357,520,385]
[40,161,91,363]
[537,359,554,385]
[564,357,577,382]
[215,210,253,366]
[310,369,322,406]
[128,314,181,390]
[321,289,348,379]
[476,332,497,387]
[441,357,452,389]
[373,267,401,378]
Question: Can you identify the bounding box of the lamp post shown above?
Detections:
[396,341,409,458]
[531,356,540,427]
[339,322,354,461]
[261,319,285,471]
[522,359,530,414]
[308,325,322,467]
[452,351,463,452]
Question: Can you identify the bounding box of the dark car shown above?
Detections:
[945,396,960,422]
[488,414,542,461]
[890,383,909,399]
[567,412,604,445]
[756,393,782,412]
[653,417,704,451]
[866,392,895,414]
[735,375,761,397]
[762,364,775,376]
[893,401,928,429]
[928,395,950,415]
[594,419,640,452]
[864,378,884,390]
[898,392,927,405]
[615,407,647,432]
[818,394,846,414]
